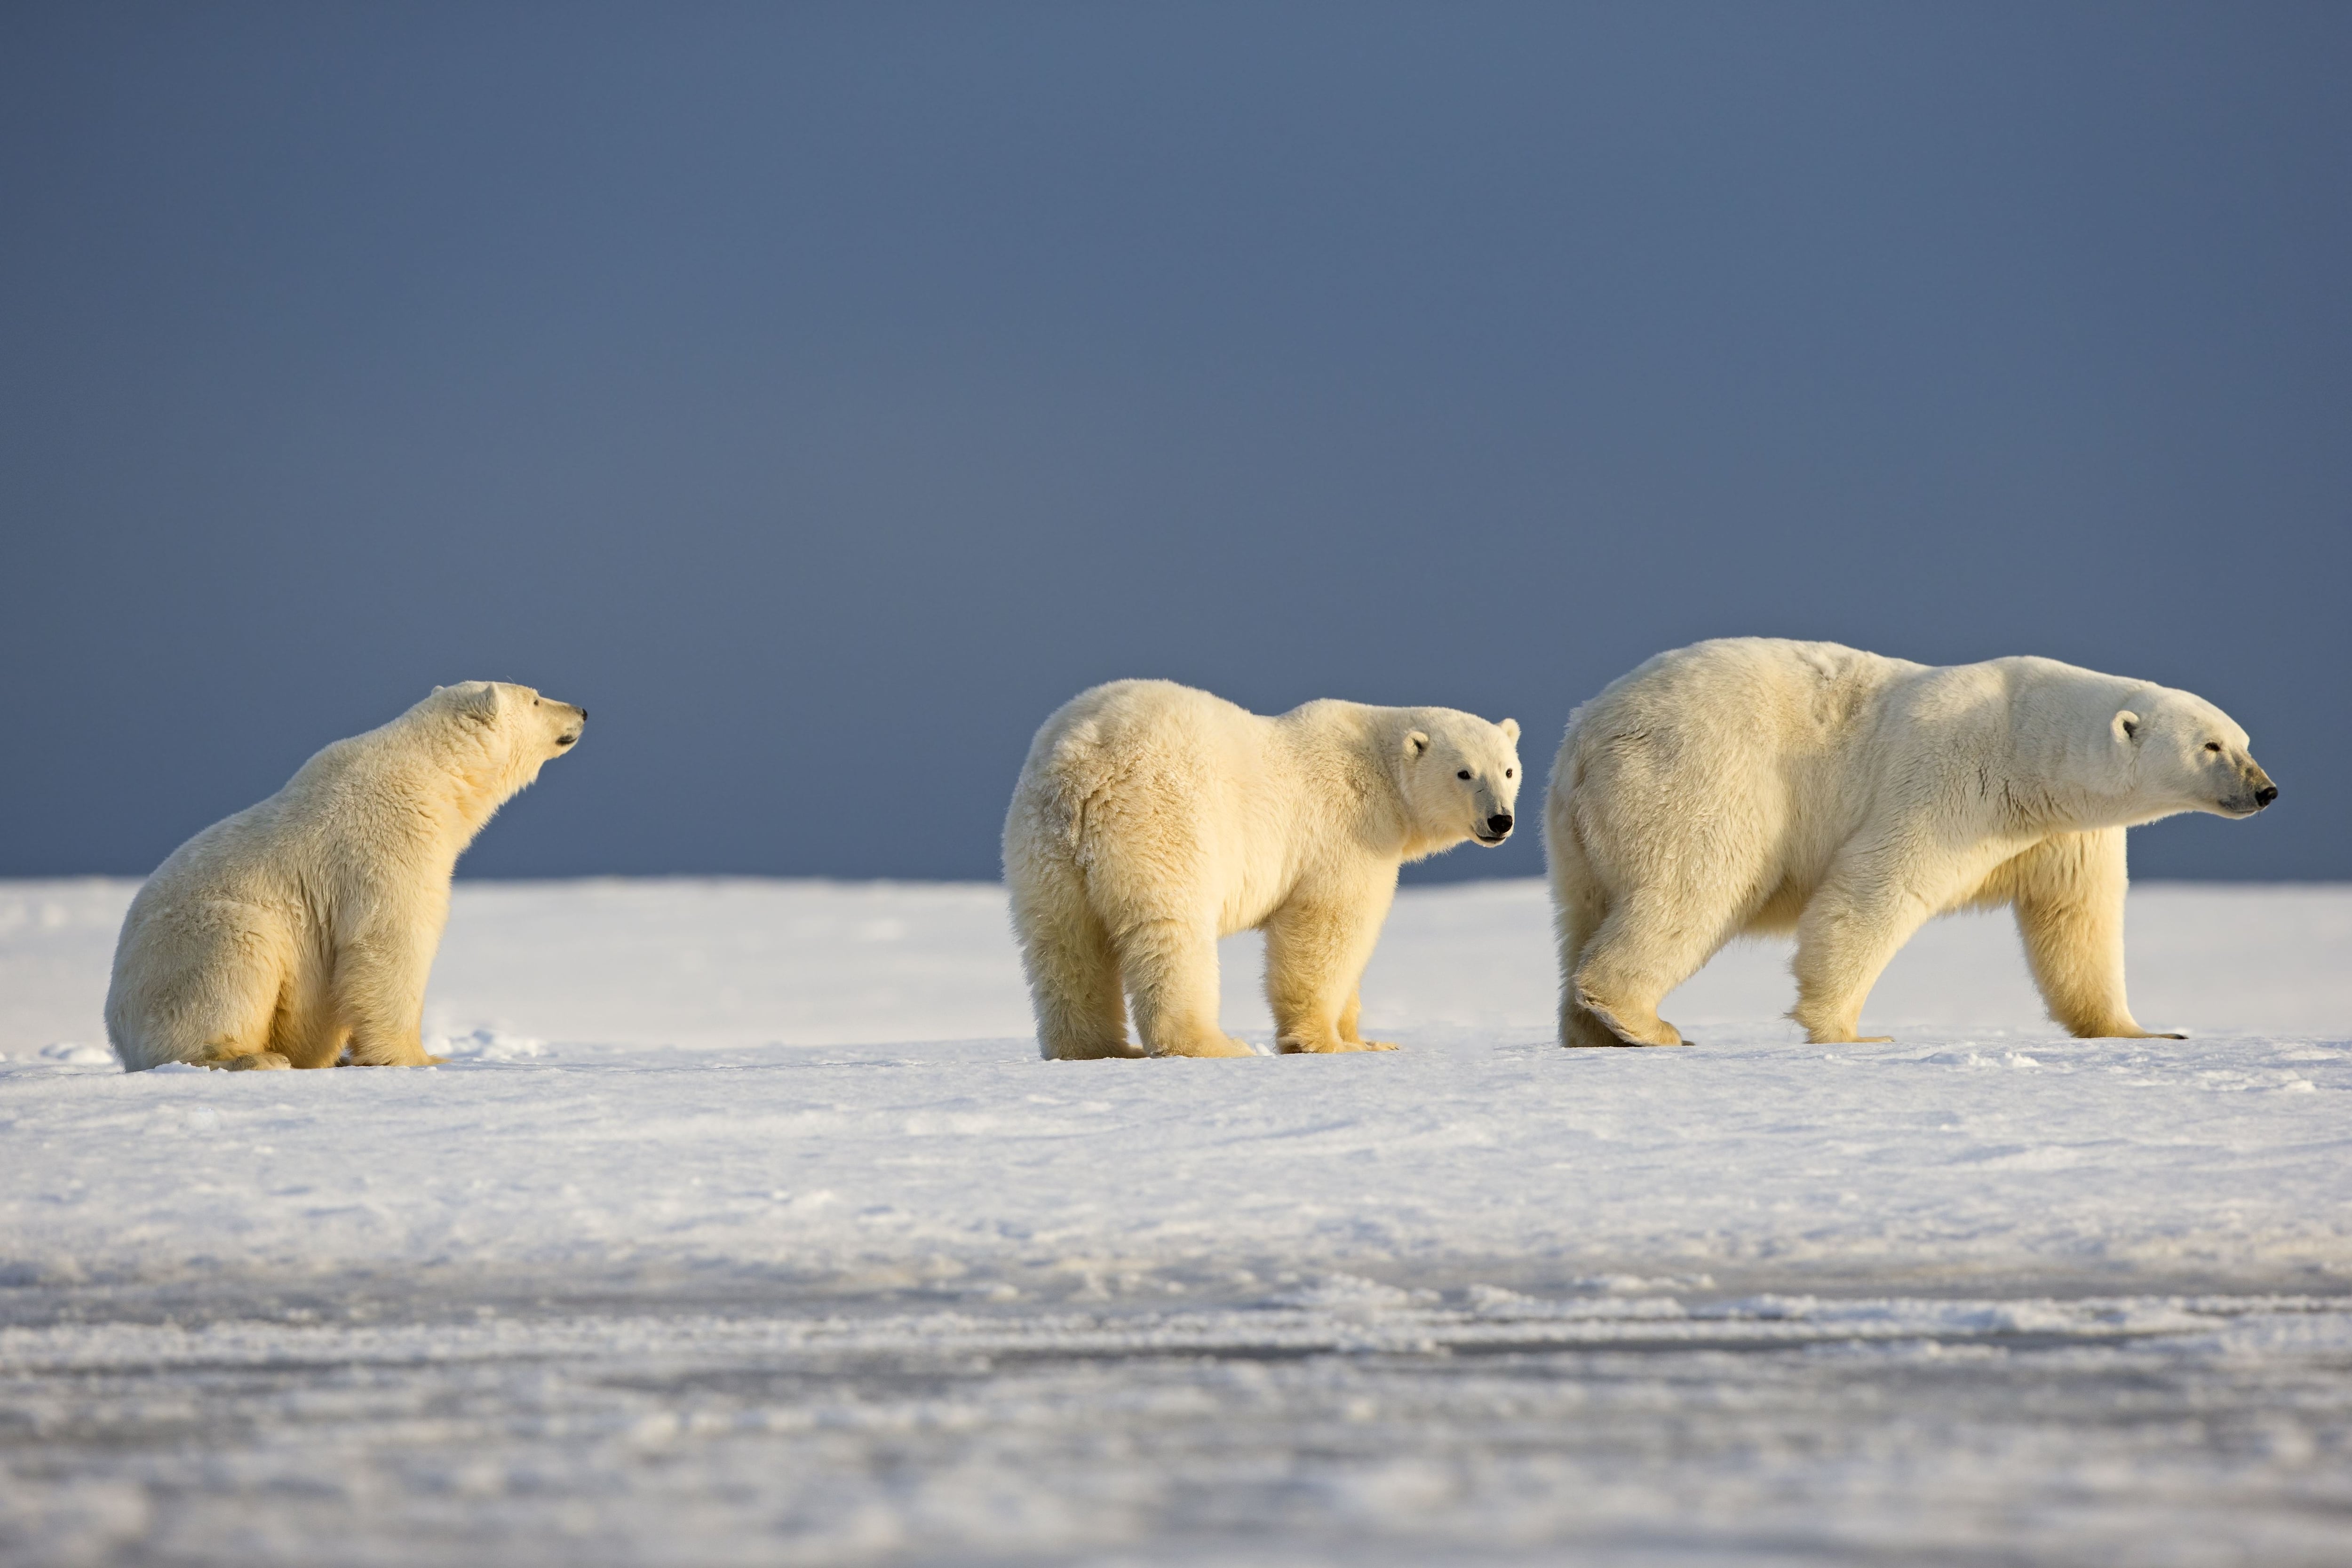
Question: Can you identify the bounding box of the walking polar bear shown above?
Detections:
[1004,680,1522,1059]
[106,682,587,1071]
[1546,638,2275,1048]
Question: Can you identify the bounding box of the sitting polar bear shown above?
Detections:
[1545,638,2276,1048]
[1004,680,1522,1059]
[106,682,587,1071]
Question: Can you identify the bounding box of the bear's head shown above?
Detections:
[425,681,588,799]
[2109,686,2276,820]
[1398,710,1523,853]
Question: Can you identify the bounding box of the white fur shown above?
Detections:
[105,683,587,1072]
[1544,638,2276,1047]
[1004,680,1523,1059]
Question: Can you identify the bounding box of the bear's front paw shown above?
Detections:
[1277,1035,1400,1054]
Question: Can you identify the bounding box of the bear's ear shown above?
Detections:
[2113,710,2140,744]
[1404,729,1430,759]
[456,683,502,725]
[1499,717,1520,743]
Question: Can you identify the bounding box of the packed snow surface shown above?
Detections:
[4,877,2349,1565]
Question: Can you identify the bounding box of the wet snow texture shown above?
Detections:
[4,878,2350,1566]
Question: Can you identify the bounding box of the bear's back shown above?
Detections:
[1031,681,1265,783]
[1573,638,1912,767]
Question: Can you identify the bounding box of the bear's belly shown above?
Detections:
[1743,878,1811,934]
[1216,877,1293,938]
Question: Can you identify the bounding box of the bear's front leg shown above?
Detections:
[2007,829,2185,1039]
[333,924,447,1067]
[1266,880,1398,1054]
[1334,986,1399,1051]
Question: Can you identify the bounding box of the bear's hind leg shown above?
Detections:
[1121,918,1255,1058]
[264,945,348,1068]
[1790,844,1961,1043]
[2007,829,2181,1040]
[107,914,293,1072]
[1010,861,1141,1060]
[198,1046,294,1071]
[1546,812,1629,1049]
[1570,889,1738,1047]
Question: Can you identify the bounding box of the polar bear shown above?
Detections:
[105,682,587,1072]
[1545,639,2276,1048]
[1004,680,1522,1059]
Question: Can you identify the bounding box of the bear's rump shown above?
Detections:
[1569,715,1833,919]
[111,899,302,1067]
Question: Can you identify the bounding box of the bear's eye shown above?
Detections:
[2204,742,2222,753]
[1456,769,1472,780]
[1505,768,1514,779]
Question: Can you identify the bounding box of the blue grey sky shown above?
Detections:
[3,3,2345,883]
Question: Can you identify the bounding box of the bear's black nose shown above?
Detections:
[1486,813,1513,835]
[2256,785,2279,806]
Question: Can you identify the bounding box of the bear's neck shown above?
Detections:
[324,732,530,867]
[1992,706,2155,835]
[1372,710,1462,863]
[439,750,539,851]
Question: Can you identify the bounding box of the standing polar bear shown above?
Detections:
[106,682,587,1072]
[1005,680,1522,1059]
[1545,638,2275,1048]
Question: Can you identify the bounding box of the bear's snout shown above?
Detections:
[1487,813,1513,836]
[2224,762,2277,815]
[2245,763,2277,811]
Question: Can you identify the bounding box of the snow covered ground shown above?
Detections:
[4,877,2349,1565]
